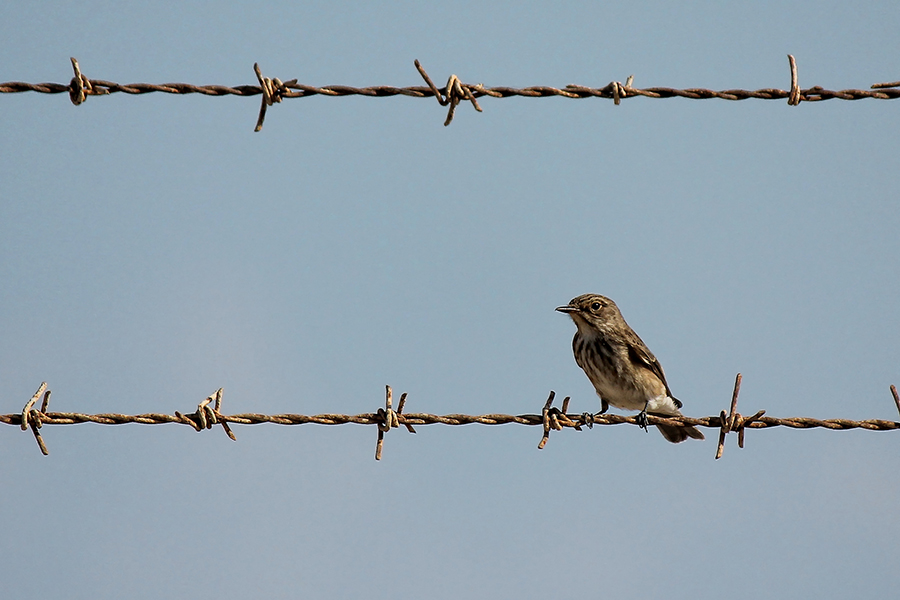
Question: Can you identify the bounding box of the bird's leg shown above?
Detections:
[636,401,650,432]
[599,397,609,414]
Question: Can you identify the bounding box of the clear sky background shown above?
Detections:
[2,2,899,598]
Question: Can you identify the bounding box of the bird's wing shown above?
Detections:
[627,342,680,406]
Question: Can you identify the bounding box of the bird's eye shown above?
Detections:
[590,302,601,311]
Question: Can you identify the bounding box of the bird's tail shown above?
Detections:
[652,410,705,443]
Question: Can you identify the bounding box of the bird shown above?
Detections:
[556,293,704,443]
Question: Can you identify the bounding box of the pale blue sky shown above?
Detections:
[2,2,899,598]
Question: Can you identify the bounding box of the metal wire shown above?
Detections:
[3,378,899,460]
[1,56,898,129]
[3,59,899,457]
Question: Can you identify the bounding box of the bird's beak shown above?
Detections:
[555,305,578,313]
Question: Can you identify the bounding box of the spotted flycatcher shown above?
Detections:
[557,294,704,443]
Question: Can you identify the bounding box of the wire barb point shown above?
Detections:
[20,382,50,455]
[891,385,900,418]
[538,391,558,449]
[716,373,743,459]
[787,54,801,106]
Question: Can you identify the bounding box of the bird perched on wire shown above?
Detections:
[556,294,704,443]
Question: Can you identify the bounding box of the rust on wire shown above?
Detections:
[3,377,899,459]
[2,56,899,130]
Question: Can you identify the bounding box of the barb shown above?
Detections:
[715,373,767,459]
[787,54,801,106]
[253,62,297,132]
[2,56,898,129]
[375,385,413,460]
[414,60,482,125]
[538,392,586,449]
[174,388,236,440]
[3,378,898,459]
[67,57,108,105]
[891,385,900,417]
[19,382,51,455]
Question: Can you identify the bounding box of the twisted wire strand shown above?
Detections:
[3,379,899,460]
[1,410,899,430]
[4,55,898,130]
[3,55,899,129]
[4,80,899,101]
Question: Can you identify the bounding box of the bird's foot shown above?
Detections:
[581,412,594,429]
[636,409,649,433]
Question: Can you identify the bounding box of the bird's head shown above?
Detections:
[555,293,623,332]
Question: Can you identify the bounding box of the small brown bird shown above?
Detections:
[556,294,704,443]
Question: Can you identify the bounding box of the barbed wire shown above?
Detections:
[1,56,898,130]
[3,376,899,461]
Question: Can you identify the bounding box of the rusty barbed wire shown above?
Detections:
[3,376,899,460]
[1,56,898,129]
